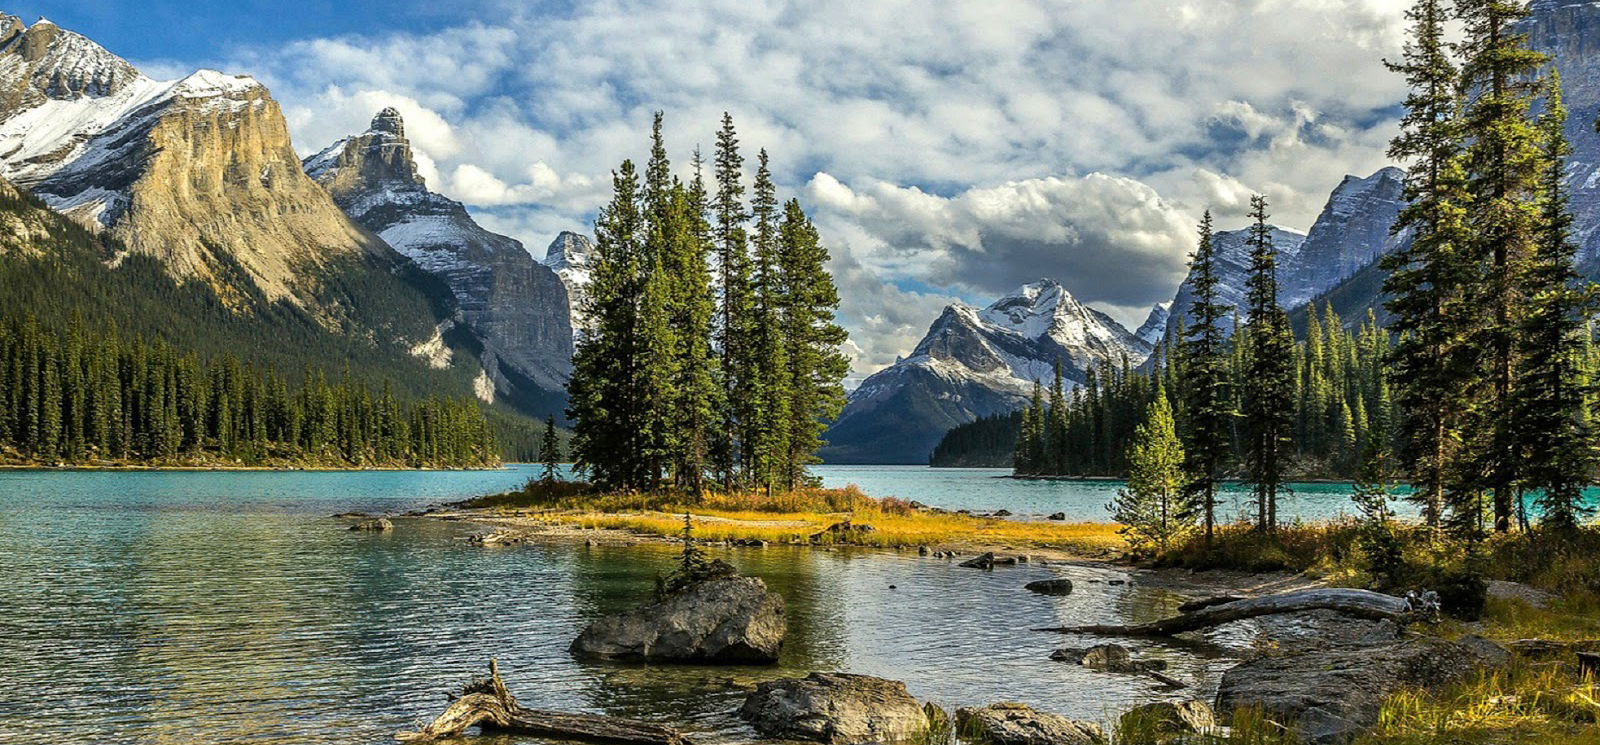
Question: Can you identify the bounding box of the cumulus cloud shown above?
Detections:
[207,0,1411,379]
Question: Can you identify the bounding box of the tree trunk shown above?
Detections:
[396,661,695,745]
[1037,588,1437,637]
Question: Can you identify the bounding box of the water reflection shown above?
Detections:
[1,470,1248,744]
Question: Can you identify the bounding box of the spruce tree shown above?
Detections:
[1516,74,1593,529]
[1383,0,1473,529]
[1242,195,1294,531]
[1109,381,1191,557]
[1047,359,1069,475]
[569,160,650,491]
[776,199,849,488]
[1181,211,1233,544]
[665,149,723,495]
[1456,0,1547,533]
[541,414,562,483]
[712,113,755,490]
[747,150,791,491]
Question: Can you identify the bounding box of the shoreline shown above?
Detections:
[0,462,514,473]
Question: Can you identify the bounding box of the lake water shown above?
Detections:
[0,465,1366,744]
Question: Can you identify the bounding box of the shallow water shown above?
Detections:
[0,466,1252,744]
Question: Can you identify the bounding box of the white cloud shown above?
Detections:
[208,0,1411,379]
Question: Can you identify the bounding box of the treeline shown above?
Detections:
[929,411,1020,467]
[0,316,498,468]
[569,113,849,493]
[1011,306,1406,479]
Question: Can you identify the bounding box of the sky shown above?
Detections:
[11,0,1412,384]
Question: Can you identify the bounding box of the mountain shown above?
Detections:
[542,230,594,335]
[0,15,547,447]
[1134,302,1171,346]
[1162,225,1307,339]
[305,108,572,413]
[1160,166,1405,338]
[820,279,1151,464]
[0,16,437,328]
[1525,0,1600,272]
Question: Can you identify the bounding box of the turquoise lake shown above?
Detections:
[0,465,1407,744]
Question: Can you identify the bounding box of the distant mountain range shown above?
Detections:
[820,279,1151,464]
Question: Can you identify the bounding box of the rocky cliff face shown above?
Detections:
[1523,0,1600,270]
[0,15,416,320]
[1282,167,1407,309]
[542,230,594,336]
[1162,225,1307,339]
[307,109,573,401]
[822,279,1150,464]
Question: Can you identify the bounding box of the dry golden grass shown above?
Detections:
[472,483,1124,553]
[1354,660,1600,745]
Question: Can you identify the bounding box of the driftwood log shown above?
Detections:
[1037,589,1439,637]
[396,660,694,744]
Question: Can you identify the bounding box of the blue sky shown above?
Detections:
[8,0,1413,380]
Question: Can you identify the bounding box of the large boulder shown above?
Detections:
[570,576,785,664]
[1215,634,1509,744]
[740,672,937,744]
[955,703,1104,745]
[349,517,393,531]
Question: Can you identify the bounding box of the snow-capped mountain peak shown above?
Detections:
[1135,302,1172,346]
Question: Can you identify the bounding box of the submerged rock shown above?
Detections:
[1024,579,1074,596]
[349,517,393,531]
[955,702,1104,745]
[570,575,785,664]
[959,552,1019,569]
[1215,634,1509,744]
[1048,512,1067,521]
[740,672,936,744]
[1118,700,1215,741]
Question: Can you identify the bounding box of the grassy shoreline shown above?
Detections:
[455,483,1127,555]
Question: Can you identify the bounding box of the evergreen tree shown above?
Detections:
[665,148,723,494]
[1516,75,1594,529]
[1456,0,1547,533]
[776,199,849,488]
[1181,211,1234,545]
[1047,359,1069,475]
[1109,382,1191,557]
[747,150,791,492]
[540,414,562,483]
[1242,195,1295,531]
[1383,0,1474,529]
[713,113,755,490]
[569,159,652,491]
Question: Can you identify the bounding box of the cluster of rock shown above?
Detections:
[570,573,786,664]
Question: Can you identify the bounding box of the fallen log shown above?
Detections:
[1036,589,1439,637]
[396,660,695,744]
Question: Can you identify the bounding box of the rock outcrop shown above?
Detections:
[740,672,938,744]
[955,703,1104,745]
[307,109,573,406]
[0,15,453,353]
[1215,634,1509,743]
[543,231,594,336]
[570,575,785,664]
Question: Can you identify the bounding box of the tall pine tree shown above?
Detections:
[1242,195,1295,531]
[1181,211,1233,544]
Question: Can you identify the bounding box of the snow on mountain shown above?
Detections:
[542,231,594,335]
[1281,167,1407,309]
[822,279,1150,464]
[1134,302,1171,346]
[307,108,574,399]
[0,14,404,312]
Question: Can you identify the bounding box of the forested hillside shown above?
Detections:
[928,412,1019,468]
[0,179,533,465]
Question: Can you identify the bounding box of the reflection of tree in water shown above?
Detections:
[560,542,847,732]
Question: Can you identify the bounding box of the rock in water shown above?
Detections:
[349,517,393,531]
[570,576,785,664]
[1215,635,1509,744]
[740,672,936,744]
[955,703,1104,745]
[1024,579,1074,596]
[1118,700,1215,740]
